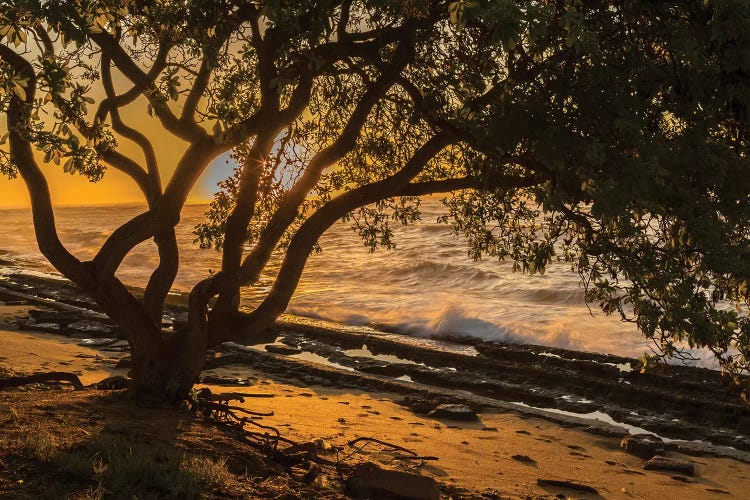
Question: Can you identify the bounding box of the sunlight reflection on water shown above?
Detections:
[0,199,718,367]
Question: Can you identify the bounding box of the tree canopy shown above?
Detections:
[1,0,750,402]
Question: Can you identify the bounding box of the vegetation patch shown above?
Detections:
[0,389,342,499]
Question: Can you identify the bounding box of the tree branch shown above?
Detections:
[180,54,212,125]
[90,32,205,142]
[94,40,171,125]
[100,149,152,198]
[0,44,90,287]
[219,131,455,345]
[100,53,161,199]
[238,41,415,285]
[92,136,221,278]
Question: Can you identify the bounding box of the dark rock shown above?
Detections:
[201,375,252,386]
[77,338,119,348]
[115,357,132,369]
[401,396,437,413]
[536,479,598,494]
[621,434,665,459]
[64,320,113,338]
[428,403,478,421]
[585,425,627,438]
[101,345,130,353]
[23,322,62,334]
[95,376,129,390]
[643,456,696,476]
[265,344,303,355]
[345,462,440,500]
[29,309,85,324]
[511,454,536,464]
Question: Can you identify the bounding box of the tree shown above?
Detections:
[1,0,750,404]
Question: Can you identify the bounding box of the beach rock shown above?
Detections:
[345,462,440,500]
[64,320,113,338]
[586,424,627,438]
[95,376,129,390]
[403,396,436,414]
[201,375,252,386]
[621,434,664,459]
[511,454,536,464]
[77,338,119,348]
[173,312,189,331]
[643,456,696,476]
[115,357,132,369]
[536,479,598,494]
[265,344,303,355]
[29,309,85,324]
[428,403,479,421]
[161,316,174,329]
[23,322,61,334]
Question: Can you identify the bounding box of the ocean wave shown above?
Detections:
[6,201,720,368]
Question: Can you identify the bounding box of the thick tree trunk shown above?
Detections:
[128,333,206,405]
[91,276,207,405]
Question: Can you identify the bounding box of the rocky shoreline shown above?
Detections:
[1,261,748,464]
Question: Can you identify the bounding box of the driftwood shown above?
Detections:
[204,392,274,402]
[0,372,84,390]
[347,437,420,457]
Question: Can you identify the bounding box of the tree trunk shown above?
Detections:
[91,276,208,405]
[128,332,207,405]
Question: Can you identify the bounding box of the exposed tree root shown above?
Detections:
[188,387,440,483]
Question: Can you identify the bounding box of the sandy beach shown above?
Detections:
[3,309,750,498]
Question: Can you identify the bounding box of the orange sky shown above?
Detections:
[1,113,230,208]
[1,61,233,209]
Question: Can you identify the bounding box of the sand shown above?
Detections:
[2,309,750,498]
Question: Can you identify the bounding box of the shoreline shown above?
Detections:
[1,263,749,452]
[2,265,750,496]
[3,324,750,498]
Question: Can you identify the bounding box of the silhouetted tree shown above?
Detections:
[2,0,749,403]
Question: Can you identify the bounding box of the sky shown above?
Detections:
[1,149,232,208]
[0,53,235,209]
[1,121,233,208]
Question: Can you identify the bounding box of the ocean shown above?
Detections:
[0,199,717,367]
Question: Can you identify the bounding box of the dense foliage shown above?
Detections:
[1,0,749,400]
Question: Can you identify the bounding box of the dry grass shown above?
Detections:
[0,389,344,499]
[15,426,60,461]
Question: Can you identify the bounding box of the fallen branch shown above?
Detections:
[347,437,419,457]
[205,392,274,402]
[0,372,84,390]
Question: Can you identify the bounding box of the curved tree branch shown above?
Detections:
[216,130,455,345]
[90,32,205,143]
[94,40,171,125]
[0,44,90,287]
[180,55,212,125]
[100,53,161,199]
[237,40,415,286]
